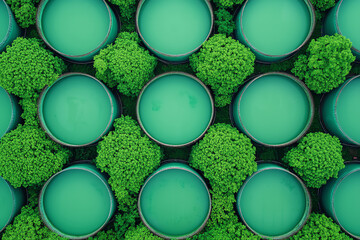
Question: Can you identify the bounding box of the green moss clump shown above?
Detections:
[0,124,70,188]
[215,8,235,36]
[0,37,66,98]
[94,32,157,97]
[190,34,255,107]
[291,213,352,239]
[2,206,66,240]
[124,224,162,240]
[96,116,162,231]
[190,123,256,194]
[283,132,345,188]
[310,0,336,11]
[18,93,39,126]
[292,34,355,94]
[5,0,40,28]
[211,0,244,8]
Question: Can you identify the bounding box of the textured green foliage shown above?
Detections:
[5,0,40,28]
[94,32,157,97]
[108,0,137,21]
[283,132,345,188]
[124,223,161,240]
[2,206,66,240]
[190,34,255,107]
[18,94,39,126]
[96,115,162,210]
[0,124,70,188]
[194,192,259,240]
[190,123,257,194]
[292,34,355,94]
[0,38,66,98]
[310,0,336,11]
[211,0,244,8]
[291,213,352,240]
[215,8,235,36]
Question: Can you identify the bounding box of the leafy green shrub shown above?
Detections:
[283,132,345,188]
[2,206,66,240]
[0,37,66,98]
[190,34,255,107]
[310,0,336,11]
[5,0,40,28]
[292,34,355,94]
[211,0,244,8]
[0,124,70,188]
[215,8,235,36]
[94,32,157,97]
[189,123,256,194]
[124,224,162,240]
[96,115,162,212]
[291,213,352,240]
[194,192,259,240]
[18,94,39,126]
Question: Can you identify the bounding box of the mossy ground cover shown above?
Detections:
[0,0,359,239]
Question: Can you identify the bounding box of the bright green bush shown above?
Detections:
[194,192,259,240]
[292,34,355,94]
[211,0,244,8]
[310,0,336,11]
[291,213,352,240]
[190,34,255,107]
[0,124,70,188]
[5,0,40,28]
[94,32,157,97]
[215,8,235,36]
[2,206,66,240]
[283,132,345,188]
[124,224,162,240]
[18,94,38,126]
[189,123,257,194]
[0,37,66,98]
[96,115,162,210]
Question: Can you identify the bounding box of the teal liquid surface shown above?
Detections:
[336,77,360,143]
[338,0,360,51]
[333,170,360,237]
[43,169,111,236]
[41,0,110,56]
[140,169,210,237]
[0,1,9,43]
[239,75,310,145]
[0,87,12,138]
[0,177,13,230]
[239,169,307,237]
[42,75,112,145]
[138,0,211,55]
[241,0,311,55]
[138,74,213,145]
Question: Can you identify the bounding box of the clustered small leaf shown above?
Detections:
[215,8,235,36]
[190,34,255,107]
[0,124,70,188]
[190,123,257,194]
[291,213,352,240]
[292,34,355,94]
[5,0,40,28]
[193,192,259,240]
[96,115,162,211]
[310,0,336,11]
[94,32,157,97]
[2,206,66,240]
[124,223,162,240]
[283,132,345,188]
[211,0,244,8]
[0,37,66,98]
